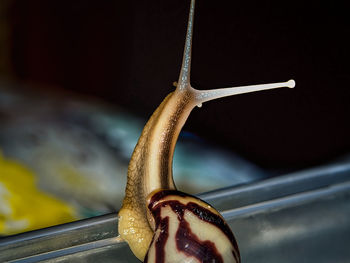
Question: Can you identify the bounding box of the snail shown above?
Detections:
[117,0,295,262]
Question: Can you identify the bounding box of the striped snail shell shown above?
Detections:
[118,0,295,262]
[144,190,240,263]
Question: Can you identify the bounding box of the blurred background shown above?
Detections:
[0,0,349,235]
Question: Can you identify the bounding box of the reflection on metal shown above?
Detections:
[1,161,350,262]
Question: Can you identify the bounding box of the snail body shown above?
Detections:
[118,0,294,262]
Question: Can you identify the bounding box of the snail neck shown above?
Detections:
[125,89,196,207]
[118,88,196,261]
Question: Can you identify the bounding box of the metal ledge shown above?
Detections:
[1,161,350,262]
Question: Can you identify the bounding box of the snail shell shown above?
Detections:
[144,190,240,263]
[118,0,294,262]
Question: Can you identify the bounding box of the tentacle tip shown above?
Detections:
[287,79,296,88]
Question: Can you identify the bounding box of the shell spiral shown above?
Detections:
[144,190,240,263]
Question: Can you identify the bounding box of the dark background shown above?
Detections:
[5,0,350,171]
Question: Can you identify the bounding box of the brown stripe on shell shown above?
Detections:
[186,202,240,262]
[176,215,224,262]
[147,190,241,263]
[144,216,170,263]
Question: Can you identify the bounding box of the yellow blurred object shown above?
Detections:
[0,151,77,235]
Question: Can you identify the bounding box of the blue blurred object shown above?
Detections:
[0,80,266,233]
